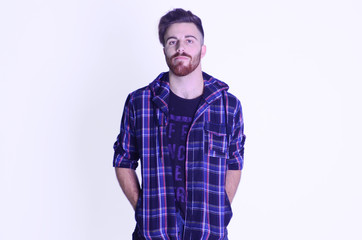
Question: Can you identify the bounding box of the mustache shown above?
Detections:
[171,52,192,59]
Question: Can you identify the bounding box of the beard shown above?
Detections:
[166,51,202,76]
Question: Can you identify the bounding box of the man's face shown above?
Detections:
[163,23,206,76]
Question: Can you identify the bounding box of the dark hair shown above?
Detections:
[158,8,204,46]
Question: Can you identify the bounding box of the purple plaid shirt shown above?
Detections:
[113,72,245,240]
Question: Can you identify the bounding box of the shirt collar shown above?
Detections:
[150,71,229,112]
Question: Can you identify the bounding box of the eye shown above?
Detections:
[186,39,193,44]
[168,40,176,45]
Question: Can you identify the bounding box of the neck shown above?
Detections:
[169,65,204,99]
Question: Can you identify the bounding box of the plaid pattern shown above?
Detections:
[113,72,245,240]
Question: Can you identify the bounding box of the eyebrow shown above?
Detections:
[185,35,198,40]
[165,35,198,43]
[165,36,177,43]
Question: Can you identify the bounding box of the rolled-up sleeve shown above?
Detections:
[227,100,246,170]
[113,94,139,169]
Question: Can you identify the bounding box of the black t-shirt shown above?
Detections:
[167,90,202,218]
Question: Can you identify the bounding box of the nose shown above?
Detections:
[176,41,185,53]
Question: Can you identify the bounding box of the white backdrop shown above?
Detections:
[1,0,361,239]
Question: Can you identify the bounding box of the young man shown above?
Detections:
[113,8,245,240]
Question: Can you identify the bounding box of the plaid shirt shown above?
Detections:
[113,72,245,240]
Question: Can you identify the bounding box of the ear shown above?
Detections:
[201,45,207,58]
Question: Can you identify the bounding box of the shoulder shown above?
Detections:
[224,91,242,107]
[205,72,243,110]
[203,72,229,91]
[128,85,151,101]
[127,72,167,103]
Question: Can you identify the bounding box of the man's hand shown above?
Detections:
[225,169,241,204]
[115,168,140,210]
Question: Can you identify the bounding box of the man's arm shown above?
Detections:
[115,167,140,210]
[225,169,241,204]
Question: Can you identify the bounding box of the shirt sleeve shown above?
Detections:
[113,94,139,169]
[227,99,246,170]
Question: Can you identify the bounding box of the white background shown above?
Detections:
[1,0,361,239]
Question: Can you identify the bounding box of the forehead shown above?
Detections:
[164,22,202,39]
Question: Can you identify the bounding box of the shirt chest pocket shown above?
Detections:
[204,122,229,159]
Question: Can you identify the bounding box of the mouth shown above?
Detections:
[171,53,191,61]
[173,56,190,62]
